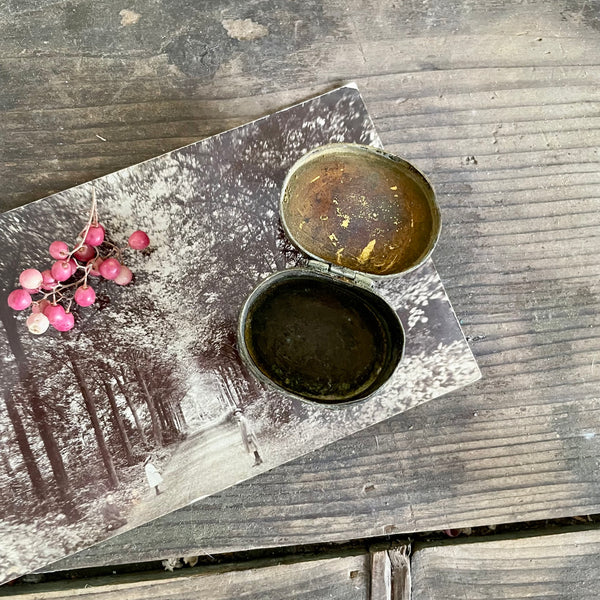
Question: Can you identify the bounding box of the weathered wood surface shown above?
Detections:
[411,528,600,599]
[2,0,600,574]
[370,551,392,600]
[371,548,411,600]
[0,554,369,599]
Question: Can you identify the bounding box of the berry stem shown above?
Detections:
[91,187,99,227]
[103,240,122,260]
[71,189,98,257]
[54,276,88,293]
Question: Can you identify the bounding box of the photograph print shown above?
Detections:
[0,84,480,584]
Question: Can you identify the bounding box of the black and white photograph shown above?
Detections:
[0,85,480,584]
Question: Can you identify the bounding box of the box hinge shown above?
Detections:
[307,260,373,288]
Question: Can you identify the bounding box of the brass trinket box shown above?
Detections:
[238,143,441,406]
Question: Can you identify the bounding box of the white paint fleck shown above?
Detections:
[222,18,269,41]
[582,432,596,440]
[120,9,141,26]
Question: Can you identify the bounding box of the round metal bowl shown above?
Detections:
[238,268,405,406]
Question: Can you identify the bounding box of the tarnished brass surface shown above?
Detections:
[281,144,440,277]
[240,269,404,405]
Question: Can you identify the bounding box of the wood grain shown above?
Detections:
[371,548,412,600]
[411,528,600,599]
[2,0,600,575]
[0,555,369,599]
[370,551,392,600]
[389,548,411,600]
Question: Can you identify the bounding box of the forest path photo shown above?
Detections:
[0,85,479,583]
[116,415,269,532]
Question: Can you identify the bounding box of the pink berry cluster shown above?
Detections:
[7,194,150,334]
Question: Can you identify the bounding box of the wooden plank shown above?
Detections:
[1,555,369,599]
[371,547,412,600]
[370,551,392,600]
[389,548,411,600]
[411,528,600,599]
[2,0,600,573]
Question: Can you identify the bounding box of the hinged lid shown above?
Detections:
[281,143,441,279]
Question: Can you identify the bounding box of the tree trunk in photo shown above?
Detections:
[0,446,14,478]
[216,365,236,410]
[175,401,187,429]
[165,400,179,434]
[216,381,232,411]
[226,363,251,411]
[170,399,187,431]
[166,399,181,431]
[103,381,135,466]
[66,350,119,489]
[133,365,163,446]
[0,299,72,505]
[154,395,169,432]
[30,394,74,499]
[227,363,261,415]
[113,368,147,445]
[158,396,180,435]
[170,400,184,435]
[2,390,46,499]
[238,358,263,399]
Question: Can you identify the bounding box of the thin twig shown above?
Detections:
[70,188,98,256]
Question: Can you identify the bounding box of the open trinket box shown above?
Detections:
[238,143,441,406]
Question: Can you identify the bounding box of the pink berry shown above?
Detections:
[74,244,96,262]
[87,257,103,277]
[23,287,41,295]
[19,268,43,290]
[44,304,66,325]
[99,257,121,280]
[41,270,58,291]
[74,285,96,307]
[114,265,133,286]
[51,260,72,282]
[68,258,78,276]
[32,299,51,314]
[128,230,150,250]
[26,313,50,335]
[53,312,75,332]
[7,289,32,311]
[84,225,105,247]
[49,241,69,260]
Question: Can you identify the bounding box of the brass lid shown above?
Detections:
[280,144,441,278]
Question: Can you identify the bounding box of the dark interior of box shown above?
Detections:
[243,272,404,404]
